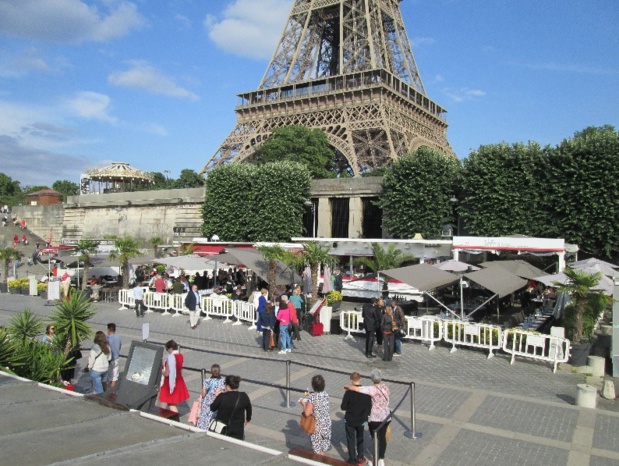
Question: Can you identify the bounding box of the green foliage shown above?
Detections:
[543,126,619,259]
[325,290,343,304]
[300,242,337,305]
[23,185,49,194]
[172,169,205,189]
[0,172,21,199]
[108,235,142,288]
[8,309,44,347]
[52,180,79,201]
[354,243,414,294]
[256,245,289,296]
[553,267,612,343]
[201,162,311,242]
[148,236,164,258]
[12,341,68,386]
[50,289,96,356]
[74,239,100,290]
[459,142,547,237]
[379,147,461,239]
[0,327,16,372]
[251,126,336,179]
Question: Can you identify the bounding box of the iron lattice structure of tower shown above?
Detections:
[201,0,454,176]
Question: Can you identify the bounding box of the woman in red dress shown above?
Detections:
[159,340,190,412]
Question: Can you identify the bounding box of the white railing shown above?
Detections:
[202,297,233,323]
[118,287,148,310]
[144,292,171,315]
[502,329,571,373]
[231,301,257,329]
[403,316,443,350]
[169,293,188,317]
[340,311,365,340]
[443,321,503,359]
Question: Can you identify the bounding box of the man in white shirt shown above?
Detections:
[133,282,146,317]
[185,284,201,329]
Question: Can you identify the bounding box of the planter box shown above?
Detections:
[569,343,592,367]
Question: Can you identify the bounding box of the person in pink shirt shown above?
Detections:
[286,295,301,343]
[154,274,166,293]
[276,296,293,354]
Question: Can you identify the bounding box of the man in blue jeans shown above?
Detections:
[341,371,372,465]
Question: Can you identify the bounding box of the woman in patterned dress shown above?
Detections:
[197,364,226,430]
[301,374,332,454]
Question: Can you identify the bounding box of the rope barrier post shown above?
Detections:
[280,359,296,408]
[373,427,379,465]
[404,382,422,439]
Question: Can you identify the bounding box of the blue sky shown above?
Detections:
[0,0,617,187]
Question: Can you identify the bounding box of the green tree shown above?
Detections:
[354,243,414,295]
[0,247,20,283]
[379,147,461,239]
[148,236,164,258]
[256,245,290,297]
[459,142,547,237]
[74,239,100,290]
[202,162,311,242]
[52,180,79,201]
[108,236,142,288]
[173,169,205,189]
[23,185,49,194]
[50,289,96,357]
[299,242,337,306]
[8,309,44,347]
[544,126,619,259]
[0,172,21,200]
[252,126,336,179]
[553,268,612,344]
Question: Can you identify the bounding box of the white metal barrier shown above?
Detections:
[144,292,171,315]
[403,316,443,350]
[202,297,233,323]
[232,301,257,329]
[340,311,365,340]
[502,329,571,373]
[443,321,503,359]
[118,289,134,310]
[169,293,188,317]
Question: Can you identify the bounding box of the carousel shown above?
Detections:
[80,162,154,194]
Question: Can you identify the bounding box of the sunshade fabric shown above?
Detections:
[534,268,614,296]
[381,263,459,291]
[464,267,528,298]
[434,259,480,273]
[479,260,546,280]
[155,255,218,270]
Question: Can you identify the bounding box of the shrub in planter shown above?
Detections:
[37,283,48,296]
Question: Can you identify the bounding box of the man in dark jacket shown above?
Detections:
[362,299,378,358]
[341,371,372,465]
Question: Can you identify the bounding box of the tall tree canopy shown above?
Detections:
[172,169,205,189]
[459,142,547,237]
[251,126,336,179]
[543,126,619,259]
[52,180,79,201]
[378,147,461,239]
[202,161,311,242]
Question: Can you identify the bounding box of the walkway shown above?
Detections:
[1,294,618,466]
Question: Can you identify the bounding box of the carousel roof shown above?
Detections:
[83,162,154,182]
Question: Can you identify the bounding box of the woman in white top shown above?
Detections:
[88,331,111,394]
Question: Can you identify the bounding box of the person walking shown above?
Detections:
[197,364,226,430]
[300,374,332,455]
[132,282,146,317]
[341,372,372,465]
[362,299,378,358]
[256,288,268,333]
[381,306,395,362]
[344,369,391,466]
[210,375,252,440]
[159,340,190,413]
[88,331,111,395]
[185,284,202,329]
[106,323,121,389]
[261,302,276,351]
[374,298,385,355]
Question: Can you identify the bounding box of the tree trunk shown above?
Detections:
[573,298,585,343]
[310,263,319,306]
[82,262,90,290]
[3,261,8,283]
[268,260,276,298]
[122,260,130,288]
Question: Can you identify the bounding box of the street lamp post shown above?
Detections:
[304,200,317,238]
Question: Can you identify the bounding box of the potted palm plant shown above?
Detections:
[554,268,612,366]
[325,290,343,311]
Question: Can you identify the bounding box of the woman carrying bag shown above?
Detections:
[197,364,226,430]
[88,331,111,394]
[210,375,252,440]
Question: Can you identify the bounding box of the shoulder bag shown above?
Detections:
[300,411,316,434]
[209,392,240,435]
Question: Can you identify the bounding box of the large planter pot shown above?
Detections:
[330,301,342,312]
[9,287,18,294]
[569,343,593,367]
[0,283,7,293]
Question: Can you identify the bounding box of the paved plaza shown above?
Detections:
[2,293,619,465]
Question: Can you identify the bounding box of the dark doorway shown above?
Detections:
[330,198,349,238]
[362,197,382,238]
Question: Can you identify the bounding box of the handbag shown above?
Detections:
[208,392,241,436]
[188,396,202,425]
[385,422,392,442]
[269,331,275,348]
[300,412,316,434]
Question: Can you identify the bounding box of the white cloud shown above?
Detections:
[65,91,117,123]
[0,48,50,77]
[443,87,487,103]
[0,0,145,43]
[108,60,199,100]
[205,0,293,60]
[523,62,619,76]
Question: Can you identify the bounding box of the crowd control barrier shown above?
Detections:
[340,310,365,340]
[502,329,571,373]
[403,316,443,350]
[202,297,233,323]
[443,321,503,359]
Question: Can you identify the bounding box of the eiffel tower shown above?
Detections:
[201,0,454,176]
